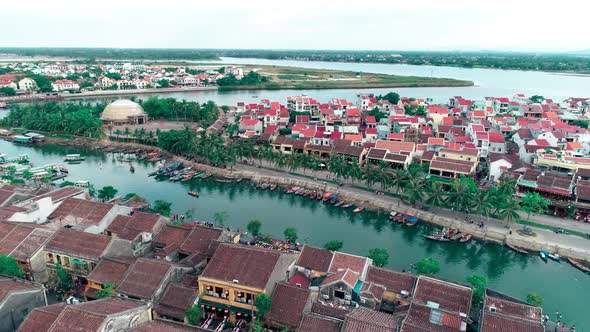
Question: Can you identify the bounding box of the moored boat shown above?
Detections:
[404,213,418,226]
[188,191,199,197]
[506,243,528,254]
[567,257,590,273]
[322,192,333,201]
[334,200,345,207]
[459,234,472,242]
[539,251,548,262]
[423,233,450,241]
[64,154,86,162]
[342,203,354,208]
[129,164,135,173]
[353,207,364,213]
[388,211,398,220]
[270,184,277,191]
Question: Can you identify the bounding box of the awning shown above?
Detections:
[537,186,572,196]
[199,299,253,316]
[71,258,86,265]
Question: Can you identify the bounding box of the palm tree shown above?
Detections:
[446,177,473,215]
[425,181,446,209]
[123,127,131,142]
[390,168,406,199]
[499,199,520,228]
[405,176,426,206]
[349,163,363,185]
[363,165,379,189]
[113,128,122,139]
[472,190,493,223]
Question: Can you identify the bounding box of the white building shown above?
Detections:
[18,78,37,91]
[52,79,80,92]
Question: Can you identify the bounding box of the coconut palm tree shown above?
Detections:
[472,190,493,223]
[405,176,426,206]
[446,177,474,215]
[123,127,131,142]
[425,181,446,209]
[499,199,520,228]
[113,128,122,139]
[363,164,379,189]
[349,162,363,184]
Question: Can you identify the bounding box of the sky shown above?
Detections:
[1,0,588,52]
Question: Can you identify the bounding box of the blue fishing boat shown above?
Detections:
[404,213,419,226]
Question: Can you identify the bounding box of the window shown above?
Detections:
[334,290,346,299]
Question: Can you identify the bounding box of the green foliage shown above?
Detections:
[278,127,292,135]
[59,181,75,188]
[368,248,389,267]
[529,95,545,103]
[97,185,118,201]
[521,192,549,220]
[376,92,400,104]
[2,102,104,138]
[123,193,138,201]
[283,227,298,243]
[415,257,440,275]
[324,240,344,251]
[157,79,170,87]
[21,170,33,180]
[526,292,544,307]
[571,120,589,129]
[466,274,488,304]
[105,72,121,80]
[0,255,24,278]
[252,319,265,332]
[0,86,16,96]
[153,200,172,216]
[157,127,198,155]
[55,263,73,292]
[213,210,228,227]
[97,283,115,298]
[186,304,203,325]
[247,219,262,236]
[367,107,387,121]
[255,293,272,318]
[140,97,218,126]
[216,72,269,86]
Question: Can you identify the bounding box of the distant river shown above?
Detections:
[1,140,588,329]
[76,57,590,105]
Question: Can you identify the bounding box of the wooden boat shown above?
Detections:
[316,192,323,200]
[459,234,472,242]
[353,207,364,213]
[404,214,419,226]
[129,164,135,173]
[388,211,398,220]
[309,191,317,199]
[322,192,333,201]
[539,251,548,262]
[270,184,277,191]
[547,252,561,262]
[423,233,450,242]
[188,191,199,198]
[64,154,85,162]
[260,183,270,190]
[567,257,590,273]
[334,200,345,207]
[506,243,528,254]
[450,232,463,241]
[342,203,354,208]
[59,166,69,173]
[286,186,298,194]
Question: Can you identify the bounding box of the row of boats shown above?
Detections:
[389,211,419,226]
[284,186,364,213]
[422,227,473,242]
[505,243,590,274]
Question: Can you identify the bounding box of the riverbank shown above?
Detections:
[39,136,590,262]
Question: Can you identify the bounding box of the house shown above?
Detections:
[363,266,416,313]
[51,79,79,92]
[18,78,37,91]
[297,312,343,332]
[46,197,131,234]
[17,303,66,332]
[0,81,18,90]
[341,307,401,332]
[97,76,116,89]
[130,319,208,331]
[488,132,506,154]
[117,258,186,302]
[198,244,298,324]
[265,282,312,330]
[154,283,199,323]
[428,106,449,127]
[401,276,472,332]
[152,223,224,265]
[239,118,262,135]
[480,289,544,332]
[104,211,166,251]
[44,228,132,284]
[30,297,151,332]
[0,222,55,282]
[83,256,136,300]
[0,277,47,332]
[319,251,371,308]
[294,245,334,278]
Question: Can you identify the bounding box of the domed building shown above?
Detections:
[100,99,148,125]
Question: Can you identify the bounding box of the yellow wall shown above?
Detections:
[198,277,264,312]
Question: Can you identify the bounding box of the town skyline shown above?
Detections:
[1,0,589,52]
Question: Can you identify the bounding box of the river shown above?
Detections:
[1,140,587,329]
[68,57,590,106]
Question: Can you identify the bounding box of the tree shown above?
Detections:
[247,219,262,236]
[255,293,272,318]
[153,200,172,216]
[0,86,16,96]
[324,240,344,251]
[97,283,115,298]
[55,263,73,292]
[213,210,228,227]
[284,227,298,243]
[499,199,520,227]
[377,92,400,104]
[466,275,488,304]
[186,304,203,325]
[59,181,75,188]
[526,292,544,307]
[529,95,544,104]
[415,257,440,275]
[22,169,33,180]
[425,181,446,208]
[0,255,24,278]
[520,192,549,220]
[97,185,118,201]
[368,248,389,267]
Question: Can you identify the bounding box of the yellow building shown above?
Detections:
[198,244,298,323]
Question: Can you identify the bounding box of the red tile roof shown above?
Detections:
[45,228,111,261]
[413,276,472,313]
[322,268,359,289]
[200,244,286,290]
[131,319,207,331]
[296,245,333,272]
[179,224,223,255]
[86,257,135,286]
[32,187,83,203]
[106,211,161,241]
[365,266,416,295]
[297,313,342,332]
[117,258,173,300]
[329,252,369,276]
[0,276,43,303]
[311,302,351,320]
[374,140,416,153]
[402,303,464,332]
[47,198,114,226]
[18,304,66,332]
[155,283,199,320]
[342,307,401,332]
[266,283,310,328]
[488,132,505,143]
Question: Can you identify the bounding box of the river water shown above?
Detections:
[73,57,590,106]
[1,140,587,329]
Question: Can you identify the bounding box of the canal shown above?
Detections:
[1,140,588,329]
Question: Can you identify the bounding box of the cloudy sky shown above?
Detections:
[1,0,587,51]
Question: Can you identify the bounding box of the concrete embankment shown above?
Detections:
[41,137,590,262]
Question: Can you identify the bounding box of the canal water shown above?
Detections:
[1,140,588,329]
